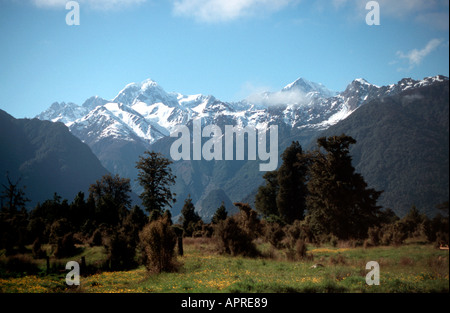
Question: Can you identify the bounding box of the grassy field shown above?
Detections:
[0,238,448,293]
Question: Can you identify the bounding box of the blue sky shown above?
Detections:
[0,0,448,118]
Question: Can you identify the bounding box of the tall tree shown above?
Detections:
[181,195,201,236]
[89,174,132,226]
[255,170,279,218]
[306,135,382,240]
[276,141,309,224]
[136,151,176,218]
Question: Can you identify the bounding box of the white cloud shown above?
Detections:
[31,0,146,10]
[236,81,273,101]
[395,38,443,70]
[246,89,310,107]
[172,0,295,23]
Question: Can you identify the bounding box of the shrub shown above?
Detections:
[286,238,308,261]
[264,222,285,249]
[380,222,408,246]
[54,232,77,258]
[363,239,373,249]
[329,235,338,247]
[234,202,261,239]
[105,230,137,271]
[284,220,307,244]
[139,216,178,273]
[214,217,258,257]
[367,226,381,246]
[424,214,449,245]
[436,231,449,247]
[89,229,103,247]
[295,239,307,260]
[191,220,212,238]
[31,237,46,259]
[1,254,40,277]
[49,218,71,244]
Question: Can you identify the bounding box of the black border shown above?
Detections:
[1,293,448,312]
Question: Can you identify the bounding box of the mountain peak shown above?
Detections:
[282,77,310,90]
[344,78,378,92]
[82,96,108,110]
[139,78,168,96]
[353,78,371,85]
[282,77,335,98]
[141,78,159,89]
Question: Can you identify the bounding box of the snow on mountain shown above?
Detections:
[82,96,109,111]
[282,77,337,98]
[37,74,449,155]
[70,101,168,147]
[34,74,448,219]
[113,78,180,108]
[36,101,88,125]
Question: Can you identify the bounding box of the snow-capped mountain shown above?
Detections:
[36,74,448,166]
[282,77,337,98]
[36,101,88,125]
[39,75,447,147]
[35,74,448,219]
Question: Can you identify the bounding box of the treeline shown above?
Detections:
[0,151,177,273]
[0,135,448,276]
[251,135,449,248]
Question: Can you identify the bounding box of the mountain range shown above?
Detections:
[0,109,109,207]
[35,75,449,220]
[316,79,449,217]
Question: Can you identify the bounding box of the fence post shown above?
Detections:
[80,256,86,275]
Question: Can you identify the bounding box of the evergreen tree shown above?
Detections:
[212,202,228,224]
[276,141,308,224]
[181,195,201,236]
[136,151,176,217]
[255,171,279,218]
[402,205,425,236]
[306,135,382,240]
[68,191,88,230]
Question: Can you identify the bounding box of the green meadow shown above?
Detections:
[1,238,448,293]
